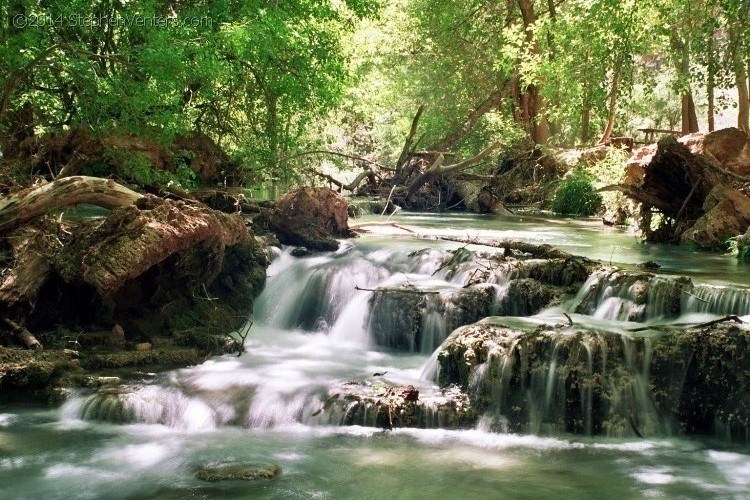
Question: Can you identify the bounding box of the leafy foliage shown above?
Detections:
[551,170,602,216]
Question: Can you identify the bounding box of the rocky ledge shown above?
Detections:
[436,318,750,439]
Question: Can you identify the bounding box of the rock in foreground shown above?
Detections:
[195,463,280,482]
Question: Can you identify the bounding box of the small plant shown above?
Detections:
[551,170,602,216]
[729,233,750,262]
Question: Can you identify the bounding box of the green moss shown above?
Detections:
[195,463,280,482]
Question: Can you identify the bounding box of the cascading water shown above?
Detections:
[683,284,750,316]
[4,212,750,499]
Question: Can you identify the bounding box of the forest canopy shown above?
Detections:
[1,0,749,183]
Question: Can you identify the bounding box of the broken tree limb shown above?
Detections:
[2,318,42,350]
[406,141,502,200]
[280,150,388,171]
[428,89,506,152]
[355,285,439,295]
[349,221,417,234]
[395,104,425,181]
[316,169,376,193]
[432,236,574,260]
[627,314,744,332]
[0,176,143,233]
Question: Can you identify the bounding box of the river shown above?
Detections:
[1,211,749,499]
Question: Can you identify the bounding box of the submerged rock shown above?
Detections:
[195,463,280,482]
[573,268,690,321]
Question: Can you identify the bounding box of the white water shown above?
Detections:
[2,212,750,498]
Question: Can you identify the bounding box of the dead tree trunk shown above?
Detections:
[395,105,424,182]
[0,176,143,233]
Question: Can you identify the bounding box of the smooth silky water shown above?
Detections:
[1,212,749,499]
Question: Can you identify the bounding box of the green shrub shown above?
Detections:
[551,170,602,216]
[729,232,750,262]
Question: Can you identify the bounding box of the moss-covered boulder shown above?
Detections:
[195,463,280,482]
[254,187,354,251]
[436,320,750,439]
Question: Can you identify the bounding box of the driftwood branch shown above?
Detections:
[315,169,376,193]
[2,318,42,350]
[627,314,744,332]
[433,235,574,259]
[0,176,143,233]
[350,221,416,234]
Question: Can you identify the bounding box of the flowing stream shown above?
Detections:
[1,212,750,499]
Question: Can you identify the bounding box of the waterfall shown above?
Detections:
[682,285,750,316]
[434,318,750,438]
[572,269,688,322]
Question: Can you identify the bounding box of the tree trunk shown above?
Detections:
[0,176,143,233]
[707,35,716,132]
[516,0,551,144]
[737,63,750,133]
[600,56,623,144]
[581,106,591,144]
[395,105,424,182]
[681,92,699,134]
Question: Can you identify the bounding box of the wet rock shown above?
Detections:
[0,347,80,400]
[367,284,496,353]
[290,246,310,257]
[195,463,280,482]
[368,287,424,351]
[437,320,750,438]
[322,380,474,429]
[498,279,560,316]
[80,347,201,370]
[574,268,690,321]
[254,187,354,251]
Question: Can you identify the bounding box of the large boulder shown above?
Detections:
[681,186,750,248]
[254,187,354,251]
[700,127,750,175]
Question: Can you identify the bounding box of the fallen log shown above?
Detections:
[2,318,42,349]
[0,176,142,233]
[405,141,502,201]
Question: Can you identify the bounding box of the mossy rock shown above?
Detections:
[195,463,280,482]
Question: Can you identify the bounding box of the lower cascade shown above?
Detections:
[8,218,750,499]
[69,243,750,441]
